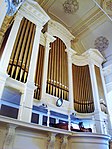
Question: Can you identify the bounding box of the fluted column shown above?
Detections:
[0,12,23,101]
[41,33,56,100]
[89,63,103,134]
[18,25,43,122]
[66,48,76,111]
[0,0,8,28]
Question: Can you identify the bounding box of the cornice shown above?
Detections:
[47,19,75,47]
[72,48,106,66]
[19,0,50,26]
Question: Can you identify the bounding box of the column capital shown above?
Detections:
[44,32,56,44]
[60,135,68,149]
[65,47,77,56]
[47,133,57,149]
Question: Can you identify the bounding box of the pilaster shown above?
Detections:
[65,48,76,111]
[18,25,43,122]
[89,63,103,133]
[41,33,56,100]
[3,124,17,149]
[0,12,23,72]
[0,12,23,102]
[100,67,112,134]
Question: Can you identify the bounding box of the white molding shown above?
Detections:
[47,20,75,47]
[72,48,106,66]
[0,115,71,135]
[19,0,50,26]
[40,32,46,46]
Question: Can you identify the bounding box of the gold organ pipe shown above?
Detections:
[20,22,32,82]
[14,19,27,80]
[72,64,94,113]
[7,18,36,84]
[18,20,31,82]
[21,23,34,82]
[11,18,27,79]
[46,37,69,100]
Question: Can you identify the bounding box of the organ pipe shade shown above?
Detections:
[72,64,94,113]
[94,65,105,101]
[46,37,69,100]
[34,44,45,100]
[7,17,36,83]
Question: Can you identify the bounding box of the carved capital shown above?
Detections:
[3,124,17,149]
[44,32,56,51]
[66,47,77,56]
[47,133,56,149]
[60,135,68,149]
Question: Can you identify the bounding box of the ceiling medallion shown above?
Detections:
[63,0,79,14]
[94,36,109,52]
[106,0,112,11]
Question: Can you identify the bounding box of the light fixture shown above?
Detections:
[63,0,79,14]
[56,98,63,107]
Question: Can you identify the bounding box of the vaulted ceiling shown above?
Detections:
[36,0,112,68]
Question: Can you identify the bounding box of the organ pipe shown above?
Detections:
[72,64,94,113]
[7,17,36,83]
[46,37,69,100]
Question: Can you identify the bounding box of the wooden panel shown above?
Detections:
[72,64,94,113]
[34,45,45,100]
[46,37,69,100]
[7,18,36,83]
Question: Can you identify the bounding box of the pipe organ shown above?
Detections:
[34,44,45,100]
[72,64,94,113]
[7,17,36,83]
[46,37,69,100]
[0,0,110,136]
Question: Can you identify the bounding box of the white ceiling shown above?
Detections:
[36,0,112,67]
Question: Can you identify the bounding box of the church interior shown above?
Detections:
[0,0,112,149]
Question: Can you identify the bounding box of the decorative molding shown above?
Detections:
[44,32,56,51]
[60,135,68,149]
[48,20,75,47]
[94,36,109,52]
[47,133,56,149]
[40,32,46,46]
[72,9,104,38]
[3,124,17,149]
[63,0,79,14]
[19,0,50,26]
[72,48,106,66]
[103,0,112,15]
